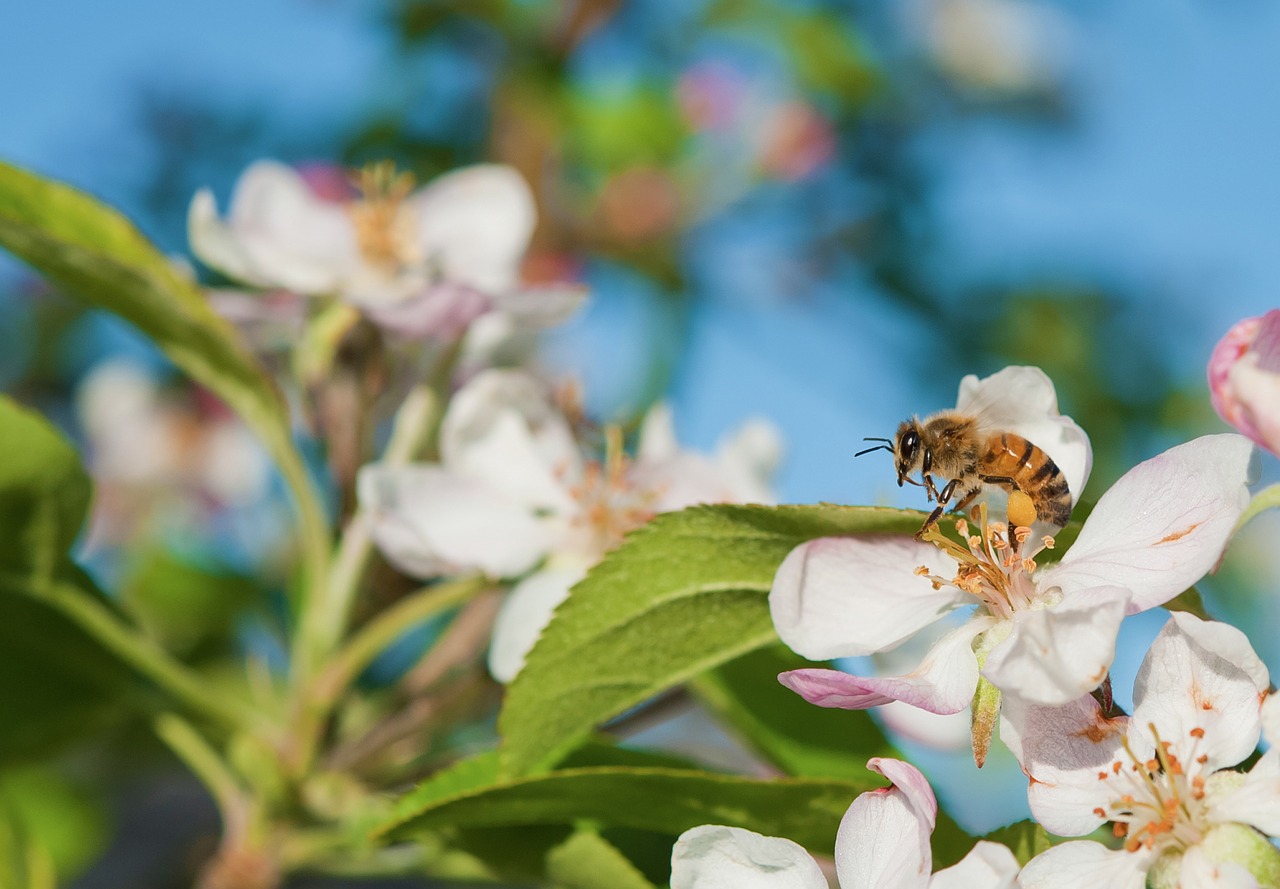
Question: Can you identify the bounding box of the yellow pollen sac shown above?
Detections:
[1007,489,1037,528]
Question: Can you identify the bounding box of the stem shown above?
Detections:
[34,579,261,730]
[291,382,438,686]
[154,713,244,820]
[1235,481,1280,532]
[312,575,485,713]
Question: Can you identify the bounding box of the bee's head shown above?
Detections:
[893,420,923,486]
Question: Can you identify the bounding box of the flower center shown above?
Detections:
[915,505,1054,620]
[1096,723,1213,857]
[565,426,660,557]
[348,162,420,271]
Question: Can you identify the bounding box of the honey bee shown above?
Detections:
[858,411,1072,538]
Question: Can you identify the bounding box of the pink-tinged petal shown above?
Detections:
[1132,613,1268,773]
[204,289,308,350]
[928,841,1019,889]
[778,618,993,715]
[999,694,1129,837]
[955,366,1092,505]
[1039,434,1256,614]
[1229,350,1280,456]
[670,824,828,889]
[983,585,1130,706]
[1180,845,1263,889]
[769,537,966,660]
[487,563,588,683]
[412,164,535,294]
[440,369,581,513]
[834,758,933,889]
[209,160,358,292]
[1211,311,1280,455]
[357,464,557,579]
[489,284,590,327]
[1209,314,1267,444]
[1017,841,1151,889]
[357,282,492,341]
[1209,756,1280,837]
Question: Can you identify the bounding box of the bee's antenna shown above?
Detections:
[854,445,893,457]
[862,437,892,444]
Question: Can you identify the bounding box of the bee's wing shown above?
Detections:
[955,367,1092,501]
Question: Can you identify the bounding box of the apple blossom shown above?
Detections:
[357,368,780,681]
[188,160,583,340]
[772,417,1254,757]
[1209,309,1280,456]
[1005,613,1280,889]
[670,757,1019,889]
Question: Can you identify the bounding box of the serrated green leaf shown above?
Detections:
[691,645,895,782]
[498,503,924,778]
[0,162,327,596]
[981,819,1051,866]
[547,830,656,889]
[376,762,880,854]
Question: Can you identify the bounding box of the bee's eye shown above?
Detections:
[900,431,919,462]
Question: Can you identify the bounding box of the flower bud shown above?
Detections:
[1209,309,1280,455]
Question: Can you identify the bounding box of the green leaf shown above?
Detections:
[0,396,90,581]
[546,830,656,889]
[0,162,328,602]
[376,761,881,854]
[0,766,109,881]
[1165,585,1212,621]
[981,820,1051,866]
[121,549,259,656]
[498,503,923,778]
[0,399,135,761]
[691,645,895,781]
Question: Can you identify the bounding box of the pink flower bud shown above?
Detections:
[1209,310,1280,455]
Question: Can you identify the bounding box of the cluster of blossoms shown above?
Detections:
[675,355,1280,886]
[187,158,781,684]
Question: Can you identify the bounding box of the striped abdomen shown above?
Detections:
[977,432,1072,526]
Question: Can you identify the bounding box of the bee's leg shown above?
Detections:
[951,486,982,516]
[979,474,1017,488]
[915,478,960,540]
[921,474,941,503]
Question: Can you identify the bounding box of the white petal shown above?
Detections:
[1039,434,1256,614]
[955,365,1092,503]
[999,694,1129,837]
[188,189,262,285]
[1209,755,1280,837]
[834,758,934,889]
[670,825,828,889]
[875,700,973,751]
[927,841,1019,889]
[769,537,967,660]
[715,418,784,504]
[487,563,588,683]
[440,369,581,513]
[779,617,993,715]
[224,160,358,292]
[1132,613,1267,773]
[1017,841,1151,889]
[1180,845,1263,889]
[412,164,535,294]
[637,402,679,463]
[357,463,557,578]
[982,585,1130,706]
[1264,693,1280,746]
